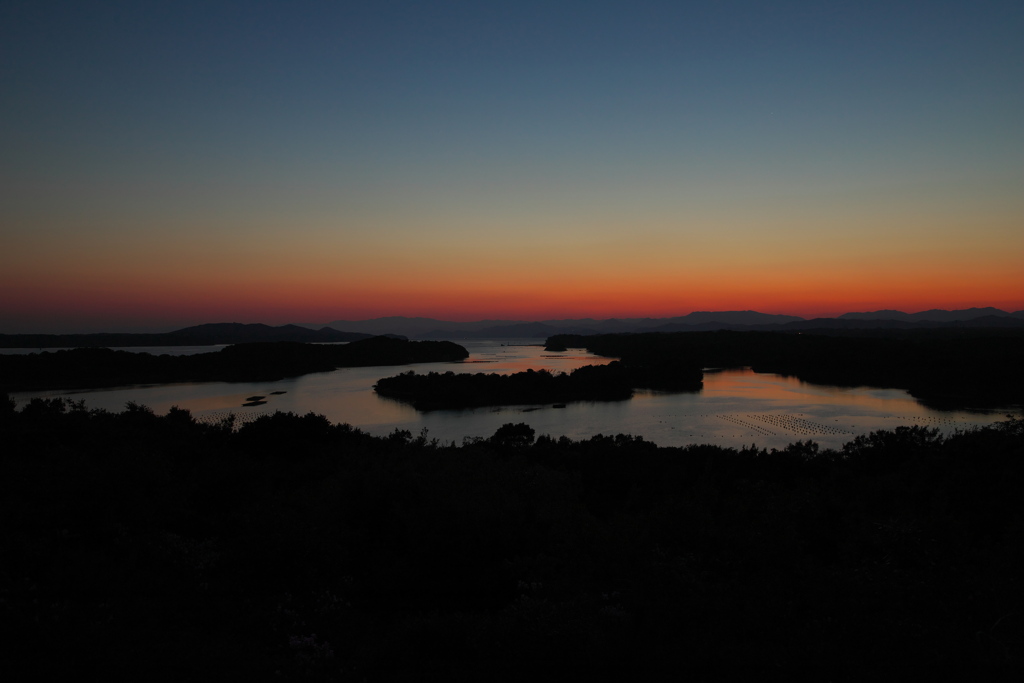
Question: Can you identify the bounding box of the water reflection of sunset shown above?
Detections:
[10,344,1015,451]
[704,367,917,406]
[671,368,1005,450]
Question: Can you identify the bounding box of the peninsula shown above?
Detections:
[0,337,468,392]
[547,328,1024,409]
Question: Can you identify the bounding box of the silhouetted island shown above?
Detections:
[374,362,636,410]
[0,336,468,392]
[374,347,705,409]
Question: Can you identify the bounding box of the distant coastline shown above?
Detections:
[6,308,1024,344]
[0,322,372,349]
[304,307,1024,339]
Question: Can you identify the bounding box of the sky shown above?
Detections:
[2,0,1022,333]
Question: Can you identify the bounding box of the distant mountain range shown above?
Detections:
[166,323,372,345]
[305,308,1024,339]
[5,310,1023,348]
[837,307,1020,323]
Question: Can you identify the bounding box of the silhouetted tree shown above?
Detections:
[490,422,536,448]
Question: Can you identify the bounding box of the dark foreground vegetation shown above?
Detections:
[375,362,637,410]
[4,395,1023,679]
[0,337,468,392]
[547,328,1024,409]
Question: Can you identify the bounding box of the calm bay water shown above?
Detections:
[8,340,1017,450]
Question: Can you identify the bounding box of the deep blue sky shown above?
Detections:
[2,1,1022,331]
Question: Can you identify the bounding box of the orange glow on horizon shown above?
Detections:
[3,220,1022,331]
[5,269,1021,331]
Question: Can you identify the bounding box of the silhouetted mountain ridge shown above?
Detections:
[304,309,1021,338]
[838,307,1020,323]
[168,322,371,344]
[6,311,1018,346]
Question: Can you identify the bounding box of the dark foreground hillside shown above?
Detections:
[3,395,1023,679]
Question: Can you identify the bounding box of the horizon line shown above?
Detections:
[4,305,1023,336]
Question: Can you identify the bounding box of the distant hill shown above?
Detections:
[167,323,371,344]
[838,307,1018,323]
[6,310,1021,347]
[662,311,805,326]
[307,317,534,337]
[776,316,1024,333]
[650,311,805,332]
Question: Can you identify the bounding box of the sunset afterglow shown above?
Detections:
[2,1,1022,332]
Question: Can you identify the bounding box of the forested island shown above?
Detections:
[547,328,1024,409]
[0,336,468,392]
[374,357,703,411]
[4,395,1023,678]
[374,363,633,410]
[374,336,709,410]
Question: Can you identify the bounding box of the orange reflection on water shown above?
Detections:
[453,345,614,376]
[703,367,926,412]
[689,367,1004,449]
